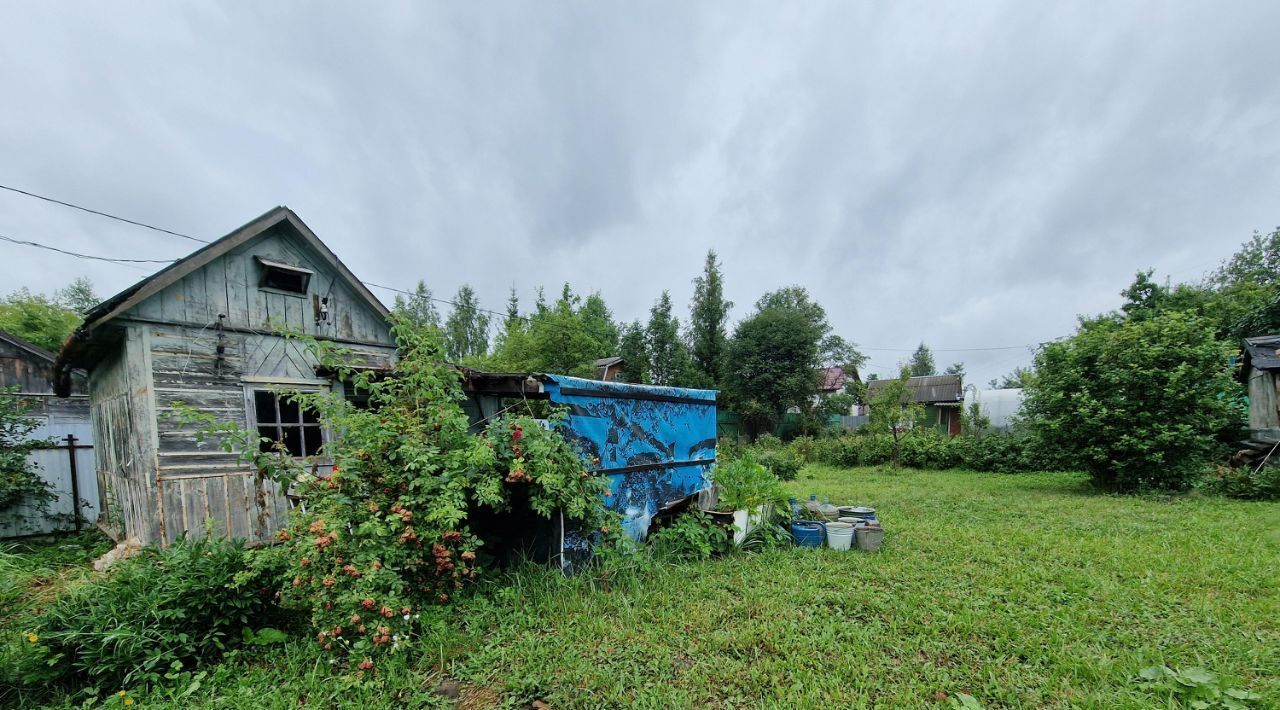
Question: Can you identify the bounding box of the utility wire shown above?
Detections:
[0,183,1051,353]
[0,183,211,244]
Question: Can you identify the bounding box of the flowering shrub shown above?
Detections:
[189,321,612,673]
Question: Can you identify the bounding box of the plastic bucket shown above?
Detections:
[838,506,877,521]
[791,520,826,548]
[825,521,854,551]
[856,526,885,552]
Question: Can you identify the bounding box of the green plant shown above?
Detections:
[1196,465,1280,500]
[20,533,271,688]
[712,453,788,511]
[1137,665,1261,708]
[182,321,613,672]
[1023,312,1239,491]
[754,448,802,481]
[0,387,53,512]
[786,435,816,463]
[648,510,731,561]
[753,433,783,450]
[867,368,924,467]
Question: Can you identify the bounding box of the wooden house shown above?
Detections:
[1240,335,1280,440]
[0,329,95,537]
[54,207,396,546]
[866,374,963,436]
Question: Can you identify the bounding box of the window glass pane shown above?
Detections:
[303,426,323,457]
[279,397,301,424]
[257,426,278,453]
[254,391,277,424]
[281,427,303,457]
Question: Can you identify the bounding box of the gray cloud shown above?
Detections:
[1,1,1278,386]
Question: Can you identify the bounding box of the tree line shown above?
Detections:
[391,251,865,437]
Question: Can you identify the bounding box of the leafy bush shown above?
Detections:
[1197,465,1280,500]
[0,387,53,511]
[1023,312,1238,491]
[649,510,732,561]
[711,452,788,510]
[898,431,963,470]
[752,433,783,451]
[786,435,816,463]
[754,448,802,481]
[20,534,271,688]
[183,322,614,672]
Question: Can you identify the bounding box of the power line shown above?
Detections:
[0,183,211,244]
[0,233,177,270]
[0,183,1054,353]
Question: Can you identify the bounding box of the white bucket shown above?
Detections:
[825,521,854,551]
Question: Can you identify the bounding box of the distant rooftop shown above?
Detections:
[866,374,963,404]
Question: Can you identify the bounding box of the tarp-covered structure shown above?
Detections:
[461,371,717,568]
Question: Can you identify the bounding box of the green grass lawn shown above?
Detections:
[10,467,1280,708]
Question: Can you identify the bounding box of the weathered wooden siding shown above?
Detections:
[88,326,159,543]
[1247,369,1280,434]
[129,224,393,346]
[146,321,394,545]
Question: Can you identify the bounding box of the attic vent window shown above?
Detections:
[256,257,312,294]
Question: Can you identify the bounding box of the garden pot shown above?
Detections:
[791,520,825,548]
[856,525,885,552]
[825,521,854,551]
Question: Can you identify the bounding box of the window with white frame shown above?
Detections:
[250,388,324,457]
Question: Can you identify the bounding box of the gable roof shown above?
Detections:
[866,374,963,404]
[54,207,390,395]
[78,206,388,331]
[0,328,57,363]
[819,366,847,392]
[1243,335,1280,371]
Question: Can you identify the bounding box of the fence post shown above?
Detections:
[65,433,81,533]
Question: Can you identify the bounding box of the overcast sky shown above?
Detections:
[2,2,1279,385]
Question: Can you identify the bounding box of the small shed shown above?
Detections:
[867,374,963,436]
[1240,335,1280,439]
[54,207,397,546]
[461,371,717,567]
[0,329,95,537]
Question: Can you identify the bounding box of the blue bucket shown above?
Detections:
[791,520,826,548]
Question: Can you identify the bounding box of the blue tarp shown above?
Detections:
[543,375,717,543]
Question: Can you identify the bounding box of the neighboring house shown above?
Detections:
[1240,335,1280,439]
[594,356,625,381]
[0,329,96,537]
[866,374,963,436]
[818,366,848,394]
[53,207,397,547]
[962,387,1025,433]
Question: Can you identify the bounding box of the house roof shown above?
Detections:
[53,207,390,395]
[819,366,847,392]
[594,357,624,368]
[866,374,963,404]
[0,328,57,363]
[1243,335,1280,371]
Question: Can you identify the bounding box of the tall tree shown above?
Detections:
[908,342,936,377]
[723,286,855,437]
[0,288,81,353]
[443,285,490,361]
[55,277,99,314]
[988,366,1034,390]
[485,284,619,378]
[688,250,732,388]
[944,362,966,380]
[646,291,692,386]
[392,280,441,329]
[617,320,649,384]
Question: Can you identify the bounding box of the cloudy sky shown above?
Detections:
[2,2,1278,385]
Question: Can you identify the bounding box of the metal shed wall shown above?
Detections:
[542,375,717,542]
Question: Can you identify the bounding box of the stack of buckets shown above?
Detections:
[790,497,885,552]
